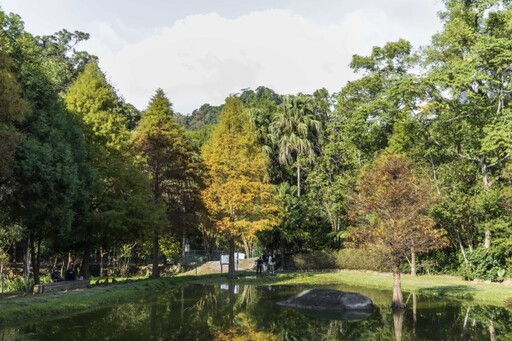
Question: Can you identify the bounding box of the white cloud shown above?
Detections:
[88,7,441,113]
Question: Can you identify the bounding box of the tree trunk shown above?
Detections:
[204,236,214,261]
[280,237,286,270]
[67,251,73,270]
[392,266,405,310]
[228,236,236,279]
[228,283,236,325]
[1,262,4,296]
[412,292,417,337]
[30,234,41,285]
[463,306,470,330]
[180,286,185,322]
[151,229,160,279]
[484,229,491,250]
[30,235,41,284]
[459,238,468,263]
[99,246,106,277]
[81,239,91,279]
[242,237,251,258]
[182,232,187,262]
[297,164,301,197]
[411,247,416,276]
[412,293,417,323]
[489,319,496,341]
[393,309,405,341]
[12,243,16,263]
[23,236,31,293]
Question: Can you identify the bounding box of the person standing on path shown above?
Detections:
[256,257,263,275]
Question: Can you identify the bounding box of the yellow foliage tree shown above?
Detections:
[202,97,279,279]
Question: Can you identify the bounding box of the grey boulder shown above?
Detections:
[277,288,373,319]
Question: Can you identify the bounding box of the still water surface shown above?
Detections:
[2,283,511,340]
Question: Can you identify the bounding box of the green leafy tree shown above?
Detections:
[419,0,512,268]
[65,62,156,278]
[132,88,202,278]
[0,11,90,287]
[0,41,28,195]
[333,39,418,163]
[35,28,96,93]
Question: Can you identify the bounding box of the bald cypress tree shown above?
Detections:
[202,97,278,279]
[132,89,201,278]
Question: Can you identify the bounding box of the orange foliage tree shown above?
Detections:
[201,97,279,279]
[349,153,447,309]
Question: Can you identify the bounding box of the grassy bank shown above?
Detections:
[0,270,510,326]
[0,278,179,326]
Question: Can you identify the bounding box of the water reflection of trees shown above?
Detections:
[3,286,512,340]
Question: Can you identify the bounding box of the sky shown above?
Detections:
[1,0,445,114]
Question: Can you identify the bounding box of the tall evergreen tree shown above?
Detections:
[65,62,155,278]
[202,97,278,279]
[132,89,201,279]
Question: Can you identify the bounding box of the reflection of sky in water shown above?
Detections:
[1,283,511,340]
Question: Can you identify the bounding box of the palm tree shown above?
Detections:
[270,94,321,197]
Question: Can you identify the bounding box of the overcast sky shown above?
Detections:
[1,0,444,114]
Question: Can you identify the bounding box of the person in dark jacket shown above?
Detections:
[50,268,63,282]
[65,266,77,281]
[256,257,263,275]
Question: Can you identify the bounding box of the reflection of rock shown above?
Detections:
[296,308,373,321]
[277,289,373,320]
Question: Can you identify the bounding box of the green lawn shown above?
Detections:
[182,270,512,305]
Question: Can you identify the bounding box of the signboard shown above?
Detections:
[220,253,246,264]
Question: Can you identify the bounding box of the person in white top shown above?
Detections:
[268,255,275,273]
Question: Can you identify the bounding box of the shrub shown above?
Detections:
[290,249,390,272]
[291,250,337,270]
[335,249,390,272]
[0,275,52,293]
[459,247,508,281]
[417,250,460,275]
[505,297,512,310]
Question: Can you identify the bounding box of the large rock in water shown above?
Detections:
[277,288,373,320]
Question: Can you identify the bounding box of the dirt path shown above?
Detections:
[182,257,257,276]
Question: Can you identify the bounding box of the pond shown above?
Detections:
[1,283,511,340]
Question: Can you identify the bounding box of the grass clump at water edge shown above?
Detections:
[0,277,177,326]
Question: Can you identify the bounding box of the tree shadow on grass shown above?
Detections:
[418,285,476,300]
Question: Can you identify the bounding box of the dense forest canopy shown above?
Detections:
[0,0,511,301]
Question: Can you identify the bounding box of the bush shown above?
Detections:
[291,250,337,270]
[417,250,460,275]
[0,275,52,293]
[335,249,390,272]
[505,297,512,310]
[290,249,390,272]
[2,277,30,292]
[459,247,508,282]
